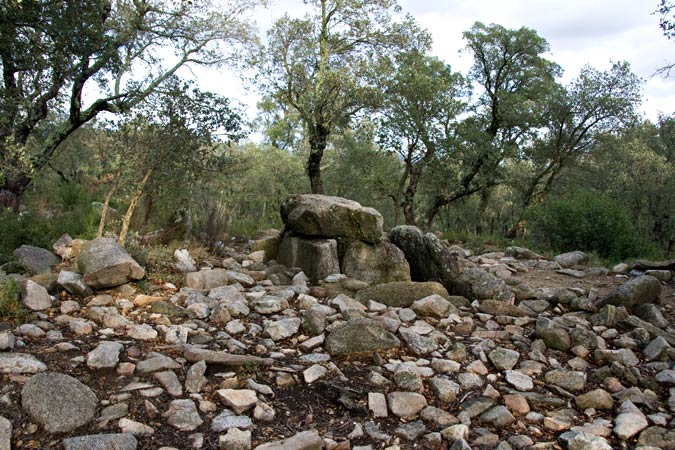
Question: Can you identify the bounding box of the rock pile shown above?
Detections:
[0,196,673,450]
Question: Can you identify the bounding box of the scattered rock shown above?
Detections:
[13,244,60,275]
[0,352,47,374]
[354,281,449,308]
[324,318,400,355]
[22,279,52,311]
[163,399,202,431]
[595,275,662,310]
[62,434,138,450]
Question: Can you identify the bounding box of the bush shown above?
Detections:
[527,190,641,261]
[0,207,98,263]
[0,277,31,325]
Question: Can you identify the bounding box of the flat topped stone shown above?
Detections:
[355,281,450,308]
[22,372,98,433]
[254,430,322,450]
[280,194,384,243]
[63,434,138,450]
[13,244,60,275]
[0,353,47,374]
[324,318,400,356]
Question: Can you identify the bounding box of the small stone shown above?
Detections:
[2,353,50,374]
[504,394,530,415]
[613,401,648,440]
[480,405,516,427]
[219,428,251,450]
[411,294,455,318]
[440,424,469,444]
[369,392,388,418]
[253,402,276,421]
[0,332,16,351]
[216,389,257,414]
[136,354,180,373]
[23,280,52,311]
[127,324,157,340]
[264,318,301,341]
[212,412,252,432]
[395,420,426,441]
[575,389,614,410]
[387,392,427,418]
[488,347,520,371]
[62,434,138,450]
[545,369,586,392]
[185,360,208,393]
[558,430,611,450]
[87,341,123,369]
[303,364,327,384]
[505,370,533,391]
[163,399,203,431]
[643,336,670,361]
[253,430,321,450]
[118,418,154,435]
[0,416,11,450]
[154,371,183,397]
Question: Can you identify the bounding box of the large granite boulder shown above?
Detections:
[21,372,98,433]
[341,240,411,285]
[280,194,384,243]
[594,275,662,310]
[389,226,459,290]
[277,234,340,283]
[13,245,60,275]
[354,281,449,308]
[77,238,145,289]
[324,318,400,355]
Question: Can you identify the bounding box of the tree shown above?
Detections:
[423,22,560,229]
[507,61,642,236]
[377,50,468,226]
[656,0,675,76]
[256,0,429,194]
[0,0,262,209]
[97,78,245,245]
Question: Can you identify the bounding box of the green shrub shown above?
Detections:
[527,190,640,261]
[0,277,31,325]
[0,207,98,263]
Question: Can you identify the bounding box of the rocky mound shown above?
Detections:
[0,196,674,450]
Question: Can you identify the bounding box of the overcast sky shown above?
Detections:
[194,0,675,125]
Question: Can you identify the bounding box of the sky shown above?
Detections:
[193,0,675,126]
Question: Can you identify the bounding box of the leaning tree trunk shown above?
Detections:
[97,181,119,238]
[119,167,153,246]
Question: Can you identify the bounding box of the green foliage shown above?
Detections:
[0,206,97,263]
[0,277,31,325]
[527,190,643,261]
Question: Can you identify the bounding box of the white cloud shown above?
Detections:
[204,0,675,125]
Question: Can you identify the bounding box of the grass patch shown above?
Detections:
[0,277,32,325]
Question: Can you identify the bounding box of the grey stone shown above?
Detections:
[411,294,457,318]
[634,303,669,329]
[219,428,251,450]
[399,328,438,355]
[185,360,208,393]
[536,317,571,351]
[22,280,52,311]
[0,331,14,350]
[216,389,257,414]
[387,391,427,418]
[595,275,661,310]
[341,239,411,284]
[277,235,340,283]
[479,300,530,317]
[212,411,252,432]
[174,249,196,273]
[0,416,10,450]
[505,370,533,391]
[58,270,93,297]
[0,352,46,374]
[428,377,459,403]
[185,269,229,290]
[324,318,400,355]
[613,400,648,440]
[154,371,183,397]
[87,341,123,369]
[254,430,322,450]
[488,347,520,371]
[13,244,60,275]
[389,225,459,292]
[77,238,145,288]
[453,268,512,301]
[544,370,586,392]
[163,399,202,431]
[554,251,589,268]
[644,336,671,360]
[21,372,98,433]
[558,430,611,450]
[395,420,426,440]
[480,405,516,427]
[301,310,326,336]
[264,318,301,341]
[575,389,614,410]
[63,434,138,450]
[354,281,450,308]
[281,194,384,243]
[136,354,181,373]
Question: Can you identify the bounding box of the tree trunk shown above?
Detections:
[97,181,119,238]
[307,123,330,194]
[119,167,153,246]
[402,168,422,227]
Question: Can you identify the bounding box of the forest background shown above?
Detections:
[1,0,674,266]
